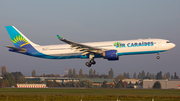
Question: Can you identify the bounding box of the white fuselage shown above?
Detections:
[32,38,175,59]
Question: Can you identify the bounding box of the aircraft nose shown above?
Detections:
[173,43,176,47]
[171,43,176,48]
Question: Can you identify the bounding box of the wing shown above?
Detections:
[56,35,104,55]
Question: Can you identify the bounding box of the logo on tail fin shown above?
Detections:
[11,34,30,48]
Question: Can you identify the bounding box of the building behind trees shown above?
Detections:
[143,79,180,89]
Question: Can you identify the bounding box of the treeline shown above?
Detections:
[31,68,179,80]
[115,71,179,81]
[64,68,114,79]
[32,69,61,77]
[46,79,93,88]
[0,66,26,87]
[46,80,121,88]
[120,70,179,79]
[64,69,179,80]
[32,68,114,79]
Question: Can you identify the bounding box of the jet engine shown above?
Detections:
[102,50,119,60]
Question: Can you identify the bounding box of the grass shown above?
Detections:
[0,88,180,101]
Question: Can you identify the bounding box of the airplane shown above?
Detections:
[5,26,176,67]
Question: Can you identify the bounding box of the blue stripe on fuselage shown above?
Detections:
[117,50,166,56]
[9,49,166,59]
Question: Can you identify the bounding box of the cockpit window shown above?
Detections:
[166,41,171,43]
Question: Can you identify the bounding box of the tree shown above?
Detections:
[82,74,88,78]
[84,80,93,88]
[17,76,26,83]
[171,75,174,79]
[89,68,93,78]
[39,74,60,77]
[146,72,150,78]
[166,72,170,79]
[64,81,73,87]
[138,72,142,79]
[135,81,138,85]
[127,81,134,88]
[156,71,162,79]
[114,74,125,82]
[133,72,137,79]
[73,68,76,76]
[11,72,26,83]
[127,73,130,79]
[122,81,128,88]
[93,69,96,75]
[152,74,155,79]
[46,80,61,87]
[123,72,127,78]
[43,73,45,77]
[174,72,179,79]
[32,69,36,77]
[109,68,114,78]
[68,69,72,77]
[153,81,161,89]
[3,73,16,87]
[101,81,108,88]
[76,80,93,88]
[1,66,7,76]
[142,70,145,79]
[115,80,123,88]
[1,79,9,87]
[79,69,83,76]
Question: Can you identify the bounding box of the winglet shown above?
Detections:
[57,35,62,39]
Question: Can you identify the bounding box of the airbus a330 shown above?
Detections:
[5,26,175,67]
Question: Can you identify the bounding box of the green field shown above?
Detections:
[0,88,180,101]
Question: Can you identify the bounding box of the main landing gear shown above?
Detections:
[85,59,96,67]
[85,53,96,67]
[156,53,160,59]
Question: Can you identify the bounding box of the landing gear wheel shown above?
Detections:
[85,62,91,67]
[156,56,160,59]
[90,59,96,65]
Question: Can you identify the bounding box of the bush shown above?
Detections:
[153,81,161,89]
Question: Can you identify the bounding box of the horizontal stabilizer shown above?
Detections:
[5,46,27,53]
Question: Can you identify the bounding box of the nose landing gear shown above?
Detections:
[156,56,160,59]
[156,53,160,59]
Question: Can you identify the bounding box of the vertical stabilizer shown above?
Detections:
[5,26,39,48]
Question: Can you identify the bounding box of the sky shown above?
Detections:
[0,0,180,77]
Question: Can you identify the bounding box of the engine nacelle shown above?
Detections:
[107,57,119,61]
[103,50,119,60]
